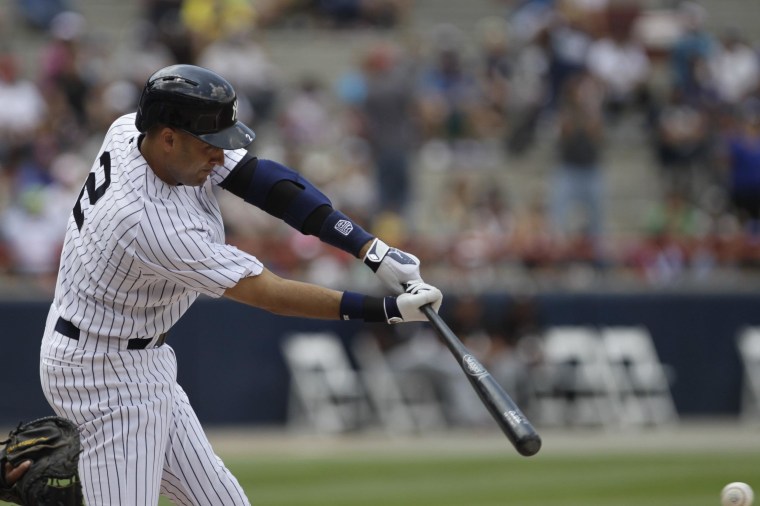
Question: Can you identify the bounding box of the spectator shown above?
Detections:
[586,10,651,123]
[627,190,714,284]
[0,51,47,152]
[352,41,419,216]
[38,11,92,138]
[197,30,280,124]
[474,16,512,141]
[504,20,551,155]
[278,76,337,166]
[417,26,481,142]
[643,190,709,252]
[652,86,711,202]
[140,0,193,63]
[708,29,760,108]
[512,194,559,271]
[545,11,594,110]
[0,152,86,278]
[547,71,607,263]
[181,0,258,60]
[718,101,760,233]
[669,1,715,104]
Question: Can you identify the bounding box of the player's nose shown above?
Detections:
[209,147,224,166]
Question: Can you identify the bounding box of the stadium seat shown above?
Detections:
[282,332,372,433]
[737,327,760,419]
[600,326,678,426]
[531,326,621,427]
[352,333,447,434]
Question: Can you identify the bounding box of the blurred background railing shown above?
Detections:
[1,0,760,433]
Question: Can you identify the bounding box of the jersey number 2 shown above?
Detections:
[74,151,112,230]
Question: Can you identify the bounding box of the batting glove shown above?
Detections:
[384,280,443,324]
[364,238,422,295]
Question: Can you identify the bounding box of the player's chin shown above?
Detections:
[192,170,213,185]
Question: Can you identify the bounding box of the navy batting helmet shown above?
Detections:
[135,64,256,150]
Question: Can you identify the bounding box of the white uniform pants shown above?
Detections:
[40,305,251,506]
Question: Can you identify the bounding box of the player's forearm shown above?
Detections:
[223,268,441,324]
[265,280,343,319]
[224,269,342,320]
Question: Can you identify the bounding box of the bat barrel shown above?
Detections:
[473,368,542,456]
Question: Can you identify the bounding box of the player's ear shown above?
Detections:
[159,126,177,151]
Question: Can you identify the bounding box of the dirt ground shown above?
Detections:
[204,419,760,459]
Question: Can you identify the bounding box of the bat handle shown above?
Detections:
[420,303,436,319]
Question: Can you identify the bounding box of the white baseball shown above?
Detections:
[722,482,754,506]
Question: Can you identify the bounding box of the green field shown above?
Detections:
[5,424,758,505]
[161,424,758,506]
[177,451,757,506]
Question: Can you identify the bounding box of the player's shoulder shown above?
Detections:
[103,113,140,145]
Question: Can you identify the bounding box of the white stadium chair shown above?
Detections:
[282,332,372,433]
[531,326,621,427]
[737,327,760,420]
[600,326,678,426]
[352,333,447,434]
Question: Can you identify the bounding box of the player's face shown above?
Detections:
[165,130,225,186]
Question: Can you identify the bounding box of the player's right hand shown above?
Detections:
[384,280,443,324]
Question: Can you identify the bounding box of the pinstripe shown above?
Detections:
[162,385,249,505]
[41,113,256,505]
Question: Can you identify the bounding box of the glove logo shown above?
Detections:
[388,249,417,265]
[334,219,353,236]
[366,242,382,263]
[8,436,50,453]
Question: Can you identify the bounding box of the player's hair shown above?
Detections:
[135,64,256,150]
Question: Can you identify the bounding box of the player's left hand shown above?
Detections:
[363,238,422,294]
[4,461,30,486]
[384,280,443,324]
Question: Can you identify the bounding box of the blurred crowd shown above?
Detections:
[1,0,760,295]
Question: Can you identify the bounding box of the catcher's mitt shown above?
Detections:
[0,416,83,506]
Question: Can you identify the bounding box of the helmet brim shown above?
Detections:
[192,121,256,150]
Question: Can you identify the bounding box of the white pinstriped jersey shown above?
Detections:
[54,113,263,340]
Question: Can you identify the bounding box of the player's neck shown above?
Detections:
[139,134,177,186]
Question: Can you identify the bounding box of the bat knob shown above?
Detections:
[516,434,542,457]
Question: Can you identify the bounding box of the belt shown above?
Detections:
[55,317,167,350]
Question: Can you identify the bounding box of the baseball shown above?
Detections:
[722,482,754,506]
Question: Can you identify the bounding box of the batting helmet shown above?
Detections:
[135,64,256,150]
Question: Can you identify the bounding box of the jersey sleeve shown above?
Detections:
[132,199,263,298]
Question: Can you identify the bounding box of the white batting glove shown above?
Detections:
[363,238,422,294]
[383,280,443,324]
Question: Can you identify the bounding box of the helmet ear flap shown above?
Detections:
[136,99,170,133]
[135,90,157,132]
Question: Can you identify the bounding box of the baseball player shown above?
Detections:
[39,64,442,505]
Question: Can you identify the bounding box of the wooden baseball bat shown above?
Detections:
[421,304,542,457]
